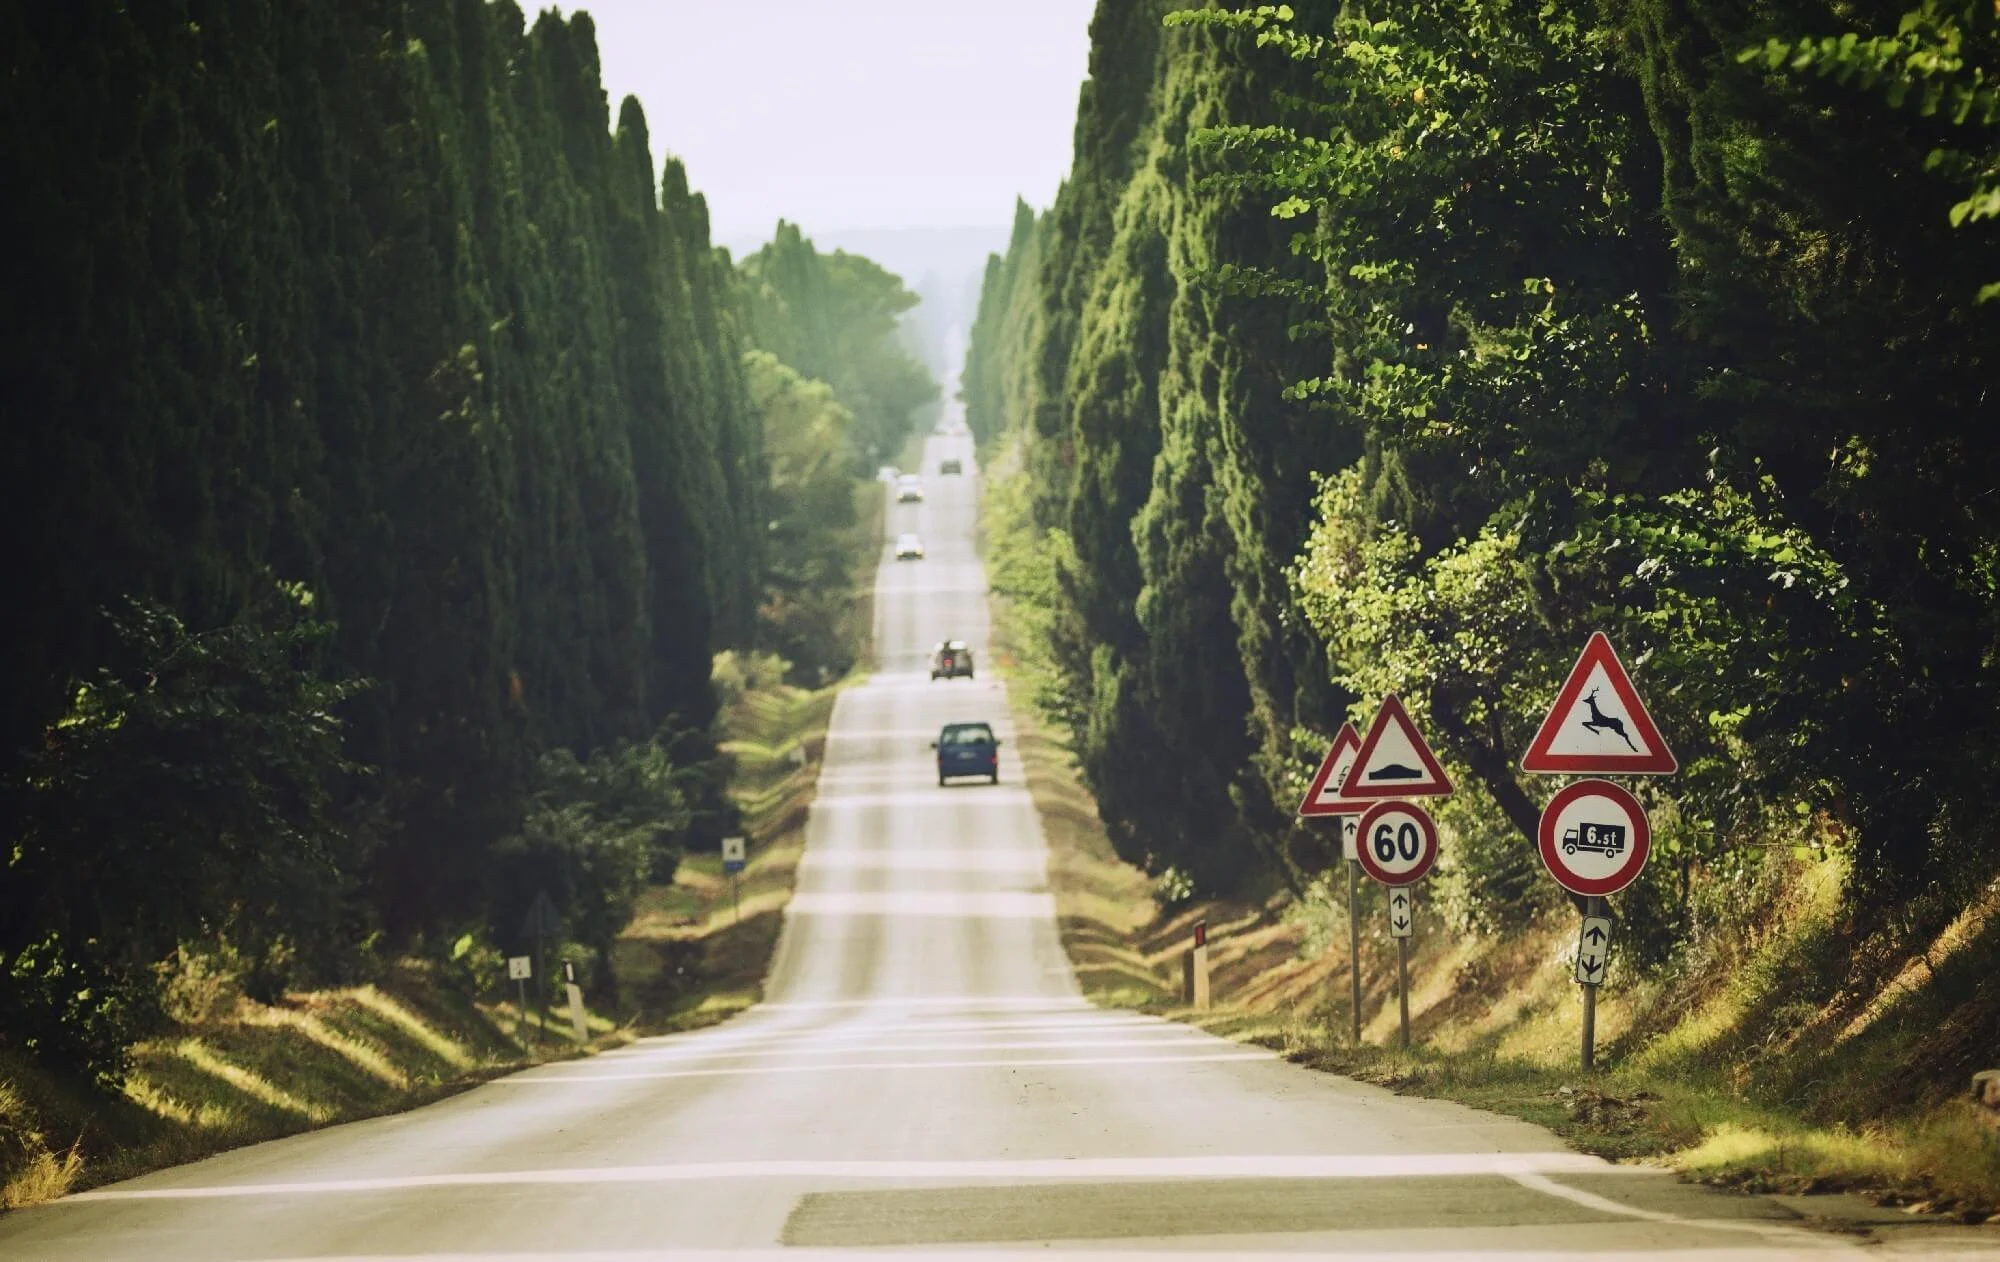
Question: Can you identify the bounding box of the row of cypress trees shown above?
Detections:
[0,2,926,1079]
[967,0,2000,963]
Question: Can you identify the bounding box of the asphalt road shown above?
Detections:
[4,425,1990,1260]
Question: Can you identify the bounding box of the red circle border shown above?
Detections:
[1355,800,1439,887]
[1537,779,1651,896]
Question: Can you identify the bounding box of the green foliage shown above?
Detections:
[1738,2,2000,298]
[744,351,868,681]
[492,735,693,989]
[737,223,940,468]
[964,0,2000,977]
[1,596,364,1082]
[0,2,778,1081]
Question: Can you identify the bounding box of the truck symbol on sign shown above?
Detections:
[1562,821,1626,857]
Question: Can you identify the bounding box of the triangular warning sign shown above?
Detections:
[1521,632,1677,775]
[1337,694,1454,799]
[1296,723,1365,817]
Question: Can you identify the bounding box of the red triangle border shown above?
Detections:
[1337,694,1455,799]
[1520,632,1678,775]
[1297,723,1365,817]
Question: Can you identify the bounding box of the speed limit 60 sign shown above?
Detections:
[1355,800,1439,886]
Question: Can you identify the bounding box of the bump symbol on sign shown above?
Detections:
[1575,915,1612,986]
[1388,887,1414,939]
[1338,696,1455,799]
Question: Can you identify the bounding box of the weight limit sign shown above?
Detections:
[1536,778,1651,897]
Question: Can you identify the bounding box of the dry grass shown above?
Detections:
[996,633,2000,1217]
[612,651,850,1034]
[0,964,586,1210]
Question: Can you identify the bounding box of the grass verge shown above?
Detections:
[611,674,845,1032]
[1005,689,2000,1220]
[0,960,618,1209]
[983,482,2000,1225]
[0,470,883,1211]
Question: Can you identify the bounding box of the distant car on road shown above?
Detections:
[895,533,925,560]
[939,458,963,475]
[931,640,975,680]
[933,721,1000,785]
[896,474,923,503]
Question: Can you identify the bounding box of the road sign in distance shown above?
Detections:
[1574,915,1612,986]
[1387,887,1414,938]
[1537,779,1652,896]
[1298,723,1368,817]
[1521,632,1677,775]
[721,835,747,874]
[1339,695,1455,799]
[506,956,532,981]
[520,888,565,939]
[1355,800,1440,887]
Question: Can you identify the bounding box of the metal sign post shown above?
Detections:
[1296,724,1367,1046]
[1356,799,1439,1053]
[506,956,532,1044]
[1388,886,1415,1049]
[1346,855,1362,1045]
[520,890,564,1036]
[1576,900,1612,1070]
[722,836,748,924]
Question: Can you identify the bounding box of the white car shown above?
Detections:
[895,474,923,503]
[895,533,925,560]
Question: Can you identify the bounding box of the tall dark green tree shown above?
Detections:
[0,0,790,1077]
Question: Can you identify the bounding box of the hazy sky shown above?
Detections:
[576,1,1097,245]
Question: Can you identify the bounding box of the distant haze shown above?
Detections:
[580,1,1095,243]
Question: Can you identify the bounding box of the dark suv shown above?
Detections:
[940,458,963,475]
[934,722,1000,785]
[930,640,975,680]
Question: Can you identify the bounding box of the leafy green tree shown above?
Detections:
[2,595,365,1081]
[738,222,940,467]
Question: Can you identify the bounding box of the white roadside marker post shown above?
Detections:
[1182,919,1211,1010]
[562,960,587,1044]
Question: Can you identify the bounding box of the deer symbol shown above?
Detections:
[1580,688,1639,751]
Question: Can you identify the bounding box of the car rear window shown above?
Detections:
[941,724,994,745]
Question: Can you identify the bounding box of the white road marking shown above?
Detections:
[756,996,1088,1011]
[491,1050,1276,1083]
[798,848,1046,873]
[786,890,1057,918]
[71,1151,1645,1202]
[245,1253,1884,1262]
[594,1036,1228,1061]
[1508,1172,1860,1252]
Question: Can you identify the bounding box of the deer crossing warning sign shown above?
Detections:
[1521,632,1677,776]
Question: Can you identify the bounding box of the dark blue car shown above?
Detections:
[934,722,1000,786]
